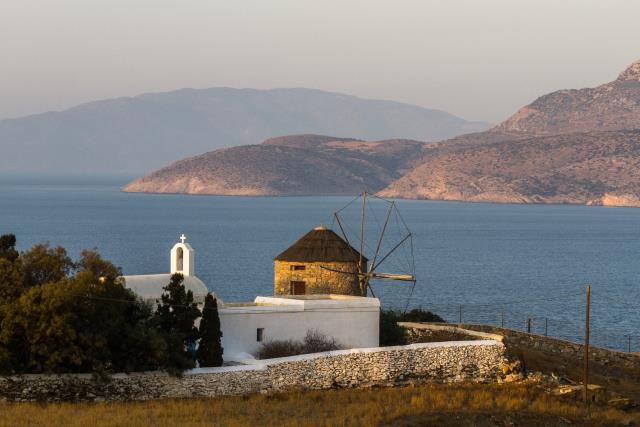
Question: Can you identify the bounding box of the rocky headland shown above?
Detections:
[123,135,425,196]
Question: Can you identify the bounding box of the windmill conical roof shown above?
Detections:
[274,226,367,263]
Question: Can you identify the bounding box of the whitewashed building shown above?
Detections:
[122,235,380,360]
[122,234,210,304]
[221,295,379,359]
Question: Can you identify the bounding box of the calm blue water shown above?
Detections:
[0,174,639,351]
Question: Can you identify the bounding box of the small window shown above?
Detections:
[291,265,306,271]
[291,281,306,295]
[257,328,264,342]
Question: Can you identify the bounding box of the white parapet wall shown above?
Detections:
[219,294,380,359]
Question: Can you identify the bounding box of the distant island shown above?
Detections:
[124,60,640,207]
[122,135,425,196]
[0,88,487,174]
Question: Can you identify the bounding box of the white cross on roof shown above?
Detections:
[180,233,187,244]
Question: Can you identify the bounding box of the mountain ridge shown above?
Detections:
[0,87,488,173]
[491,60,640,136]
[380,60,640,206]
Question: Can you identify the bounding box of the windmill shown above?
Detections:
[324,191,417,300]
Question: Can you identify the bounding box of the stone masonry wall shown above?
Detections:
[0,341,504,402]
[459,324,639,371]
[400,322,504,344]
[274,260,365,296]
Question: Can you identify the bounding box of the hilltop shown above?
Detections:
[0,88,487,174]
[380,60,640,206]
[493,59,640,135]
[123,135,425,195]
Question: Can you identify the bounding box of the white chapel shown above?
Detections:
[122,234,210,304]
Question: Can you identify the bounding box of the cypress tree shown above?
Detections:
[197,293,223,367]
[155,273,201,372]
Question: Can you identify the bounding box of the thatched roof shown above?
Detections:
[274,226,367,263]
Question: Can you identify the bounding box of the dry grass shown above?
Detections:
[508,342,640,403]
[1,383,637,427]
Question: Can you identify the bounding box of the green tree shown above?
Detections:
[20,243,73,288]
[155,273,201,373]
[0,235,22,373]
[0,258,21,303]
[76,249,122,283]
[0,238,208,376]
[0,244,168,375]
[0,234,18,262]
[197,294,223,367]
[1,271,166,374]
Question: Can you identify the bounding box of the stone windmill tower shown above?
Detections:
[273,225,367,296]
[274,192,417,299]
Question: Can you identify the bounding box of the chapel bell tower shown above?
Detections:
[171,234,195,276]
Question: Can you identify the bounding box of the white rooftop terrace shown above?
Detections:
[221,294,380,313]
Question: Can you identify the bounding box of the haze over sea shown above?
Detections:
[1,174,638,351]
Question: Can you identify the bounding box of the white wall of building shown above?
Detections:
[219,295,380,359]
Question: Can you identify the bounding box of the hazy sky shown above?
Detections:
[1,0,639,122]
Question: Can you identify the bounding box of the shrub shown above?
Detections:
[379,308,445,346]
[401,308,445,323]
[258,330,341,359]
[379,310,406,346]
[258,339,303,359]
[302,329,340,353]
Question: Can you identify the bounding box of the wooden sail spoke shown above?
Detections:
[369,272,416,281]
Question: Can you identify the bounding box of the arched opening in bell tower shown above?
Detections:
[176,247,184,272]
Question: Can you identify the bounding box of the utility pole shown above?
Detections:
[359,192,366,296]
[584,285,591,407]
[459,305,463,325]
[527,318,532,334]
[545,318,548,337]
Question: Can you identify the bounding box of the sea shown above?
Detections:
[1,174,639,352]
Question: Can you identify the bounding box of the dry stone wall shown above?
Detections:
[400,322,504,344]
[460,324,640,371]
[0,341,504,402]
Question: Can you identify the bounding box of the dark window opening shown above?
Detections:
[291,265,306,271]
[257,328,264,342]
[291,281,306,295]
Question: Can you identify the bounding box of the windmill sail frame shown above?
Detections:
[326,191,417,298]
